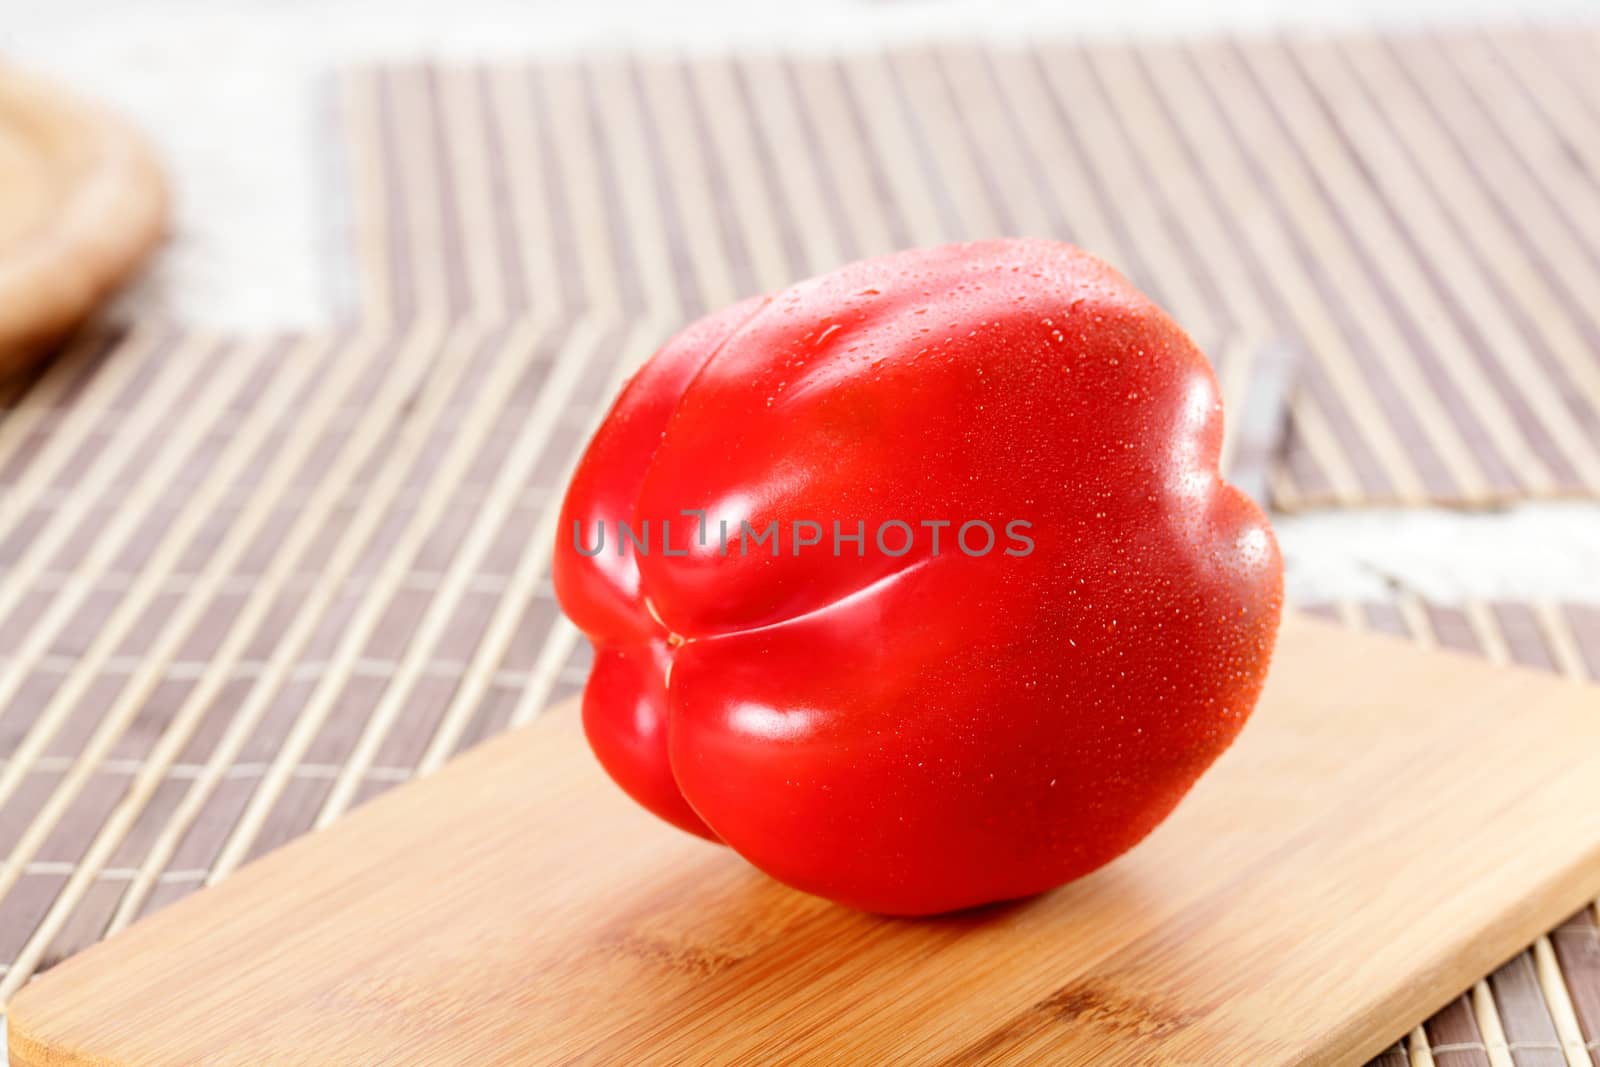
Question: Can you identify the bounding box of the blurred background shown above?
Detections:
[9,0,1600,605]
[3,2,1600,1065]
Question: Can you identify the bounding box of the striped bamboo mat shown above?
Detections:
[0,320,1599,1064]
[3,28,1600,1067]
[339,32,1600,508]
[0,318,602,998]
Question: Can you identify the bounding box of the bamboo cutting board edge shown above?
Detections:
[10,614,1600,1066]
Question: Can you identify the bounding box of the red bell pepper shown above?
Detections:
[554,239,1283,915]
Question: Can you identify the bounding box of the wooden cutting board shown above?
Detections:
[0,66,165,375]
[10,615,1600,1066]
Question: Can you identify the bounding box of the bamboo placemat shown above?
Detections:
[339,31,1600,509]
[0,317,605,1004]
[0,320,1598,1063]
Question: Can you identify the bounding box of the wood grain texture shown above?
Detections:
[0,65,166,375]
[9,615,1600,1066]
